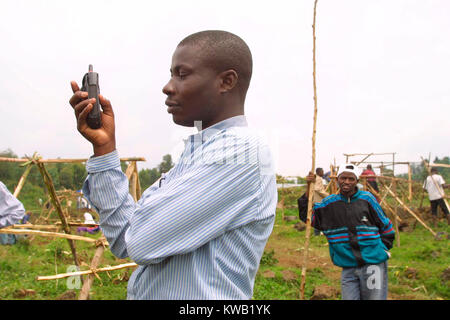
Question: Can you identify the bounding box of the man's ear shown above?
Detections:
[218,69,238,93]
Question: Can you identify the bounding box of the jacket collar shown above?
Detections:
[339,187,361,202]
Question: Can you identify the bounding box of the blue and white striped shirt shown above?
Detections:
[82,115,277,299]
[0,181,25,228]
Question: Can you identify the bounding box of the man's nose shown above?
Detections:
[162,79,175,96]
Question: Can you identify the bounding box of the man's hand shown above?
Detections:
[69,81,116,156]
[304,172,316,198]
[306,172,316,184]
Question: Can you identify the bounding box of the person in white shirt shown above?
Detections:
[0,181,26,245]
[423,167,449,226]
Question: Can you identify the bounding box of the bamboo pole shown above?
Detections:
[408,163,412,201]
[36,162,81,269]
[366,184,401,247]
[344,153,396,157]
[37,262,138,281]
[300,0,319,301]
[0,157,145,163]
[350,161,413,165]
[355,153,373,166]
[366,185,402,222]
[7,224,60,231]
[55,222,99,227]
[126,161,138,202]
[392,153,395,176]
[79,241,106,300]
[428,163,450,168]
[13,163,33,198]
[367,183,403,222]
[384,184,436,236]
[135,162,142,201]
[0,228,98,243]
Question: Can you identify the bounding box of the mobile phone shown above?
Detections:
[81,64,102,129]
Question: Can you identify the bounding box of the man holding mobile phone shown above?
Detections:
[68,30,277,300]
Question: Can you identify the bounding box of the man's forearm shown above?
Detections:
[82,151,134,259]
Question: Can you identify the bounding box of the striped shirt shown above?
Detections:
[82,115,277,299]
[0,181,25,228]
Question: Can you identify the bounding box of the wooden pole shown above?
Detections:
[135,162,142,201]
[361,176,368,191]
[36,162,82,269]
[408,163,412,201]
[300,0,319,300]
[366,183,403,249]
[392,153,395,176]
[13,163,33,198]
[0,157,145,163]
[8,224,60,231]
[355,153,373,166]
[37,263,138,281]
[126,161,138,202]
[384,184,436,236]
[344,153,397,157]
[427,163,450,168]
[79,241,106,300]
[0,228,98,243]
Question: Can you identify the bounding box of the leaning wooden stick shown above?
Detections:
[366,184,403,223]
[37,262,138,281]
[7,224,60,231]
[300,0,319,300]
[0,228,98,243]
[79,240,106,300]
[366,184,401,247]
[36,162,82,269]
[13,162,33,198]
[384,184,436,236]
[0,157,146,163]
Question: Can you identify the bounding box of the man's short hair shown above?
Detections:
[316,167,323,174]
[178,30,253,99]
[431,167,438,173]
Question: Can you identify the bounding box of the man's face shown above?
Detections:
[162,44,220,128]
[316,168,324,177]
[337,171,358,195]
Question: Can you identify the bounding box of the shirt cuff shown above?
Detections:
[86,150,121,173]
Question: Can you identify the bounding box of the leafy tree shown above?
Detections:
[59,165,73,189]
[120,161,128,173]
[139,168,161,191]
[138,154,174,191]
[72,163,87,190]
[0,149,20,184]
[158,154,174,175]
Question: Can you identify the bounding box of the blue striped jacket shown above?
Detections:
[82,116,277,299]
[298,189,395,268]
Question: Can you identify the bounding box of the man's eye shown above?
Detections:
[179,74,187,79]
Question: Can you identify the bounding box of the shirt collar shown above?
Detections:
[186,115,248,144]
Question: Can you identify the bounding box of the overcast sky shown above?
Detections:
[0,0,449,176]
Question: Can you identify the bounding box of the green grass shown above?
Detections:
[1,189,448,300]
[0,235,130,300]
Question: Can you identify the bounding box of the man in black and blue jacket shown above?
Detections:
[298,164,395,300]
